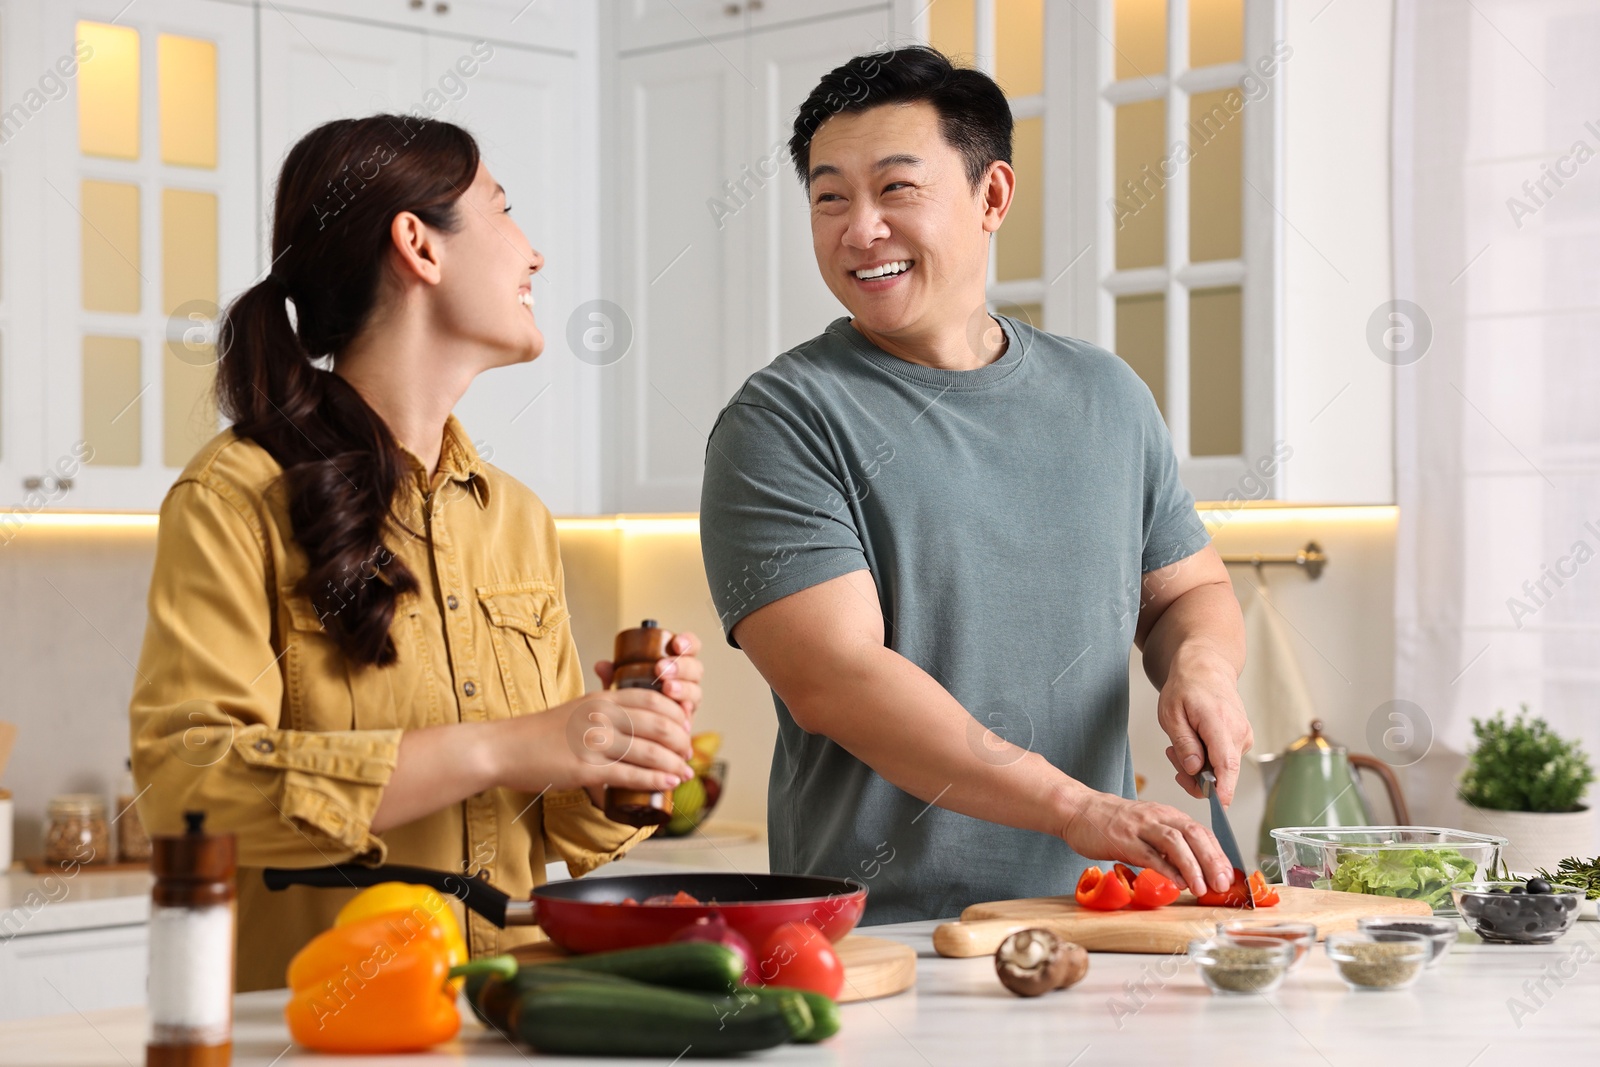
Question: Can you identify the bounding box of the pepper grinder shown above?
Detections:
[603,619,676,827]
[147,811,235,1067]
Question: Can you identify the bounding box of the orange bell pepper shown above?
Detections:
[285,909,460,1053]
[335,882,468,990]
[1074,865,1134,911]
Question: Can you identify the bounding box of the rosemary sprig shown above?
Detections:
[1532,855,1600,900]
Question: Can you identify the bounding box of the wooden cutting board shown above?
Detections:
[512,934,916,1003]
[935,886,1434,957]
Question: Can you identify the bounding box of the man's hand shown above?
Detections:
[1157,644,1252,805]
[1135,545,1250,806]
[1064,789,1236,895]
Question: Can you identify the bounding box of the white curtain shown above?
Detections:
[1393,0,1600,821]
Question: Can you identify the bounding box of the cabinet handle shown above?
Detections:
[22,476,73,493]
[748,0,764,9]
[434,1,450,12]
[409,0,423,8]
[724,2,742,15]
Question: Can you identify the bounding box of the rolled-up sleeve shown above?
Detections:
[536,554,654,877]
[129,476,401,867]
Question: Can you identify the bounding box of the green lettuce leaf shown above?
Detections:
[1325,847,1478,909]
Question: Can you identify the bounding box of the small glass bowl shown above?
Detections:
[1324,930,1429,991]
[1215,919,1317,970]
[1356,916,1458,967]
[1450,881,1586,944]
[1188,935,1294,995]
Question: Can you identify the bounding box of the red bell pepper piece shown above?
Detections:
[1074,865,1134,911]
[1195,868,1280,908]
[1129,868,1181,909]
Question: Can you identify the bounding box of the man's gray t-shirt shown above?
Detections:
[699,315,1210,923]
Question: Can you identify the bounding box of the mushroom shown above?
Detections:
[994,928,1089,997]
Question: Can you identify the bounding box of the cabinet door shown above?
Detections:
[259,11,429,177]
[276,0,581,51]
[424,38,592,513]
[39,0,257,510]
[609,44,751,512]
[747,0,895,37]
[0,924,149,1021]
[615,0,751,52]
[745,8,888,358]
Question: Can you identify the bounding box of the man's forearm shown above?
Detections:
[1140,580,1246,689]
[780,645,1091,839]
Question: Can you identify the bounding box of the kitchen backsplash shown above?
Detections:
[0,507,1401,866]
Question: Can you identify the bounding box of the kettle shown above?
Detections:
[1255,719,1411,874]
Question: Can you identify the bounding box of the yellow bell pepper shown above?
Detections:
[285,910,460,1053]
[336,882,468,987]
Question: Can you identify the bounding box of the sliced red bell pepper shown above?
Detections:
[1248,869,1280,907]
[1074,865,1134,911]
[1195,868,1280,908]
[1113,862,1139,887]
[1129,868,1181,909]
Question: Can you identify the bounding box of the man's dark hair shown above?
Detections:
[788,45,1013,190]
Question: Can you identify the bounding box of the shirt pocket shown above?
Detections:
[477,580,569,717]
[280,590,442,732]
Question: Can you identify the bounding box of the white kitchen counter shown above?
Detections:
[5,914,1597,1064]
[0,867,152,938]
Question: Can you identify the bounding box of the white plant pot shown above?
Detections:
[1455,802,1597,875]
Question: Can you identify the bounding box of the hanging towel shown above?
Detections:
[1236,567,1318,759]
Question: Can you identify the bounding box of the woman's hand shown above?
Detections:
[592,630,704,716]
[488,686,697,798]
[1061,789,1235,896]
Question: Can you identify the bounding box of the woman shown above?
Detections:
[129,115,703,992]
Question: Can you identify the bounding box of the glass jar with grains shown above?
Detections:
[45,793,111,866]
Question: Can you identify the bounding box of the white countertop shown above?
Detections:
[0,867,151,938]
[5,913,1598,1064]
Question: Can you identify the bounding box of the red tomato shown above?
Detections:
[1073,866,1134,911]
[1129,868,1181,910]
[757,921,844,999]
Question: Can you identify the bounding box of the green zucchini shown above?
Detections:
[467,965,637,1031]
[734,986,841,1042]
[509,980,813,1057]
[548,941,746,992]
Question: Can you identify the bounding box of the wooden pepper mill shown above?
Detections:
[603,619,676,827]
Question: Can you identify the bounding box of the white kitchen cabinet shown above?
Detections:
[424,36,597,513]
[273,0,580,52]
[0,922,149,1021]
[27,0,258,511]
[614,0,883,52]
[603,4,891,512]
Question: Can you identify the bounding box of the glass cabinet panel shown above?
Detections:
[1114,100,1166,270]
[1187,89,1243,262]
[1116,293,1166,416]
[997,115,1043,281]
[1115,0,1166,80]
[1189,0,1244,68]
[1189,285,1242,456]
[928,0,975,61]
[80,180,142,313]
[159,35,219,169]
[995,0,1044,97]
[162,188,217,315]
[82,336,143,466]
[77,22,140,159]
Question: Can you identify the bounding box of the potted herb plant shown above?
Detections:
[1456,705,1597,873]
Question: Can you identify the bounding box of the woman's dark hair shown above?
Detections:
[216,114,479,666]
[788,45,1012,189]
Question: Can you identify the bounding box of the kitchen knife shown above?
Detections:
[1199,767,1254,908]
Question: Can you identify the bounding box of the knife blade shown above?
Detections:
[1199,767,1254,908]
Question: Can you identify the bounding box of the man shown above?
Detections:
[699,47,1251,923]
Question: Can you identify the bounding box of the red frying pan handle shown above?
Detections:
[262,864,513,928]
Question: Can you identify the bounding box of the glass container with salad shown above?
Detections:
[1270,826,1506,914]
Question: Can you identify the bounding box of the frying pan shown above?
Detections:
[263,864,867,954]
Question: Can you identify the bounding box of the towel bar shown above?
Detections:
[1219,540,1326,580]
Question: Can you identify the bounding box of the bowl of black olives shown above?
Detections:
[1451,877,1586,944]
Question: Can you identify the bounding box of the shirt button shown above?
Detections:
[447,595,459,610]
[253,739,275,754]
[463,680,477,697]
